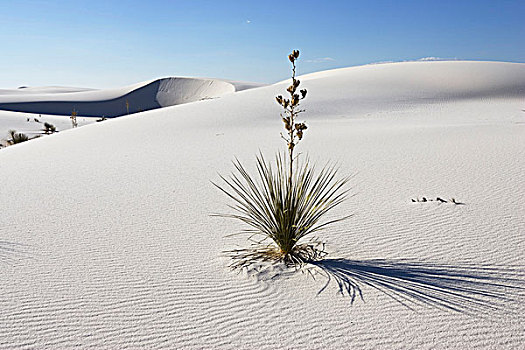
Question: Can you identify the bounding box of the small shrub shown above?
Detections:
[215,50,351,268]
[43,122,57,134]
[7,130,29,144]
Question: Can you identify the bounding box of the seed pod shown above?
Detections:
[294,79,300,88]
[300,89,307,98]
[288,54,295,63]
[293,50,299,59]
[276,95,283,105]
[297,130,303,139]
[296,123,307,131]
[287,85,294,94]
[283,99,289,108]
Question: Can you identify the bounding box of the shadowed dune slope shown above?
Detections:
[0,77,257,117]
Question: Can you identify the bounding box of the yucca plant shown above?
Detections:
[43,122,57,134]
[7,130,29,145]
[215,50,351,268]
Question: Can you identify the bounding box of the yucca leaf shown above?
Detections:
[214,152,351,267]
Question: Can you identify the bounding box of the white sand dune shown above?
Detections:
[0,77,262,117]
[0,77,262,144]
[0,61,524,349]
[0,86,96,95]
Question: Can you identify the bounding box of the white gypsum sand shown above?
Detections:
[0,61,524,349]
[0,77,263,146]
[0,77,262,117]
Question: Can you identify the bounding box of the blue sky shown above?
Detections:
[0,0,523,88]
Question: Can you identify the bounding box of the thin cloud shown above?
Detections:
[246,20,251,24]
[367,57,459,66]
[305,57,336,63]
[418,57,443,61]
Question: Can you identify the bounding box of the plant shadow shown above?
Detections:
[0,240,33,265]
[308,258,525,314]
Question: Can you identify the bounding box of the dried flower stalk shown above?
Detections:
[275,50,308,186]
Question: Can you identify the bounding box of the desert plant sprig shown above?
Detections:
[70,109,78,128]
